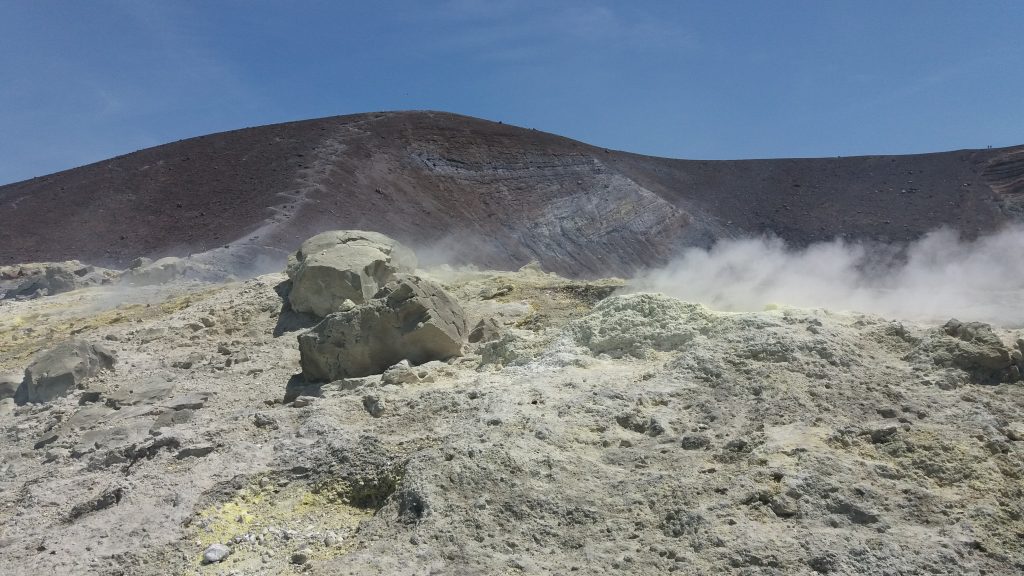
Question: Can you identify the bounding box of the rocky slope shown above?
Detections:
[1,111,1021,277]
[1,241,1023,575]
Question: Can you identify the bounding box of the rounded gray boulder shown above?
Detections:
[286,230,417,317]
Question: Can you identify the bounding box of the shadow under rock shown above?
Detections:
[284,373,322,403]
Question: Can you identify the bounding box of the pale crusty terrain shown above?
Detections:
[1,264,1023,576]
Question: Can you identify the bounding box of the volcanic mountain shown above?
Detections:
[2,111,1022,276]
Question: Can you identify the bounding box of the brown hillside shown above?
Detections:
[1,111,1019,276]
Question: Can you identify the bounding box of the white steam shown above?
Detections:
[634,225,1024,327]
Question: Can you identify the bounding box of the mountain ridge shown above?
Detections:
[2,110,1020,276]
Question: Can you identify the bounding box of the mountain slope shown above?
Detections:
[1,111,1019,276]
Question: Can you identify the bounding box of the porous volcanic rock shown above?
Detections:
[298,274,467,380]
[16,338,116,404]
[286,230,417,317]
[568,293,714,358]
[907,318,1015,384]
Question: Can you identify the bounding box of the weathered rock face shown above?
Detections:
[286,230,417,317]
[0,261,117,300]
[298,275,467,380]
[908,319,1016,384]
[15,339,116,404]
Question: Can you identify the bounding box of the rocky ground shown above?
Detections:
[2,248,1024,575]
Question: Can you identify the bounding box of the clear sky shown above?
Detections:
[2,0,1022,185]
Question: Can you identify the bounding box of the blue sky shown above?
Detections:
[2,0,1022,185]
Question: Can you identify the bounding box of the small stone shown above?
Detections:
[203,543,230,564]
[875,406,899,419]
[175,444,215,459]
[770,496,800,518]
[200,316,217,328]
[725,439,748,452]
[33,433,59,450]
[381,360,420,385]
[253,412,278,429]
[868,425,899,443]
[290,550,309,565]
[292,396,316,408]
[163,393,209,411]
[362,394,385,417]
[468,317,502,344]
[324,532,341,547]
[480,285,513,300]
[680,435,711,450]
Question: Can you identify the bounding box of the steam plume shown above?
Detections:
[634,225,1024,327]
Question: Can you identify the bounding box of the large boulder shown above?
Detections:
[15,339,116,404]
[298,275,467,380]
[907,319,1013,384]
[941,319,1011,370]
[286,230,417,317]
